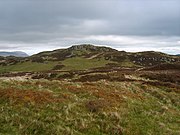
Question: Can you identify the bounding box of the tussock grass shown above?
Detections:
[0,79,179,134]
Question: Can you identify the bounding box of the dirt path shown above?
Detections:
[87,53,103,59]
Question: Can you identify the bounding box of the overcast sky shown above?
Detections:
[0,0,180,55]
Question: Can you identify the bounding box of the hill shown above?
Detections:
[31,44,117,61]
[0,44,179,73]
[31,44,180,67]
[0,51,28,57]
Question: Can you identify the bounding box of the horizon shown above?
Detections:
[0,0,179,55]
[0,44,179,56]
[0,1,179,133]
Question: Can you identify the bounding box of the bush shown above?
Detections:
[31,57,44,63]
[52,64,65,70]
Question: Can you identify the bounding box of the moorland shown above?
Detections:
[0,44,179,135]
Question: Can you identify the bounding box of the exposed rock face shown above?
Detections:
[69,44,117,52]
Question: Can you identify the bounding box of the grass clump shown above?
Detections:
[0,79,179,134]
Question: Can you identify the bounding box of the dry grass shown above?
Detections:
[0,88,63,105]
[0,70,179,134]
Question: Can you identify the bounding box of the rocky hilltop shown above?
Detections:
[31,44,180,67]
[0,44,179,72]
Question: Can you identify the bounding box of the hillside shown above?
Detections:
[31,44,117,61]
[31,45,179,67]
[0,44,179,73]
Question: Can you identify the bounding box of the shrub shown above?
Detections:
[31,57,44,63]
[52,64,65,70]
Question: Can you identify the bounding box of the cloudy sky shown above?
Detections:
[0,0,180,55]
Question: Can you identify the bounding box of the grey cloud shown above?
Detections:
[0,0,179,54]
[0,35,179,55]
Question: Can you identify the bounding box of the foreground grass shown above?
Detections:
[0,79,179,135]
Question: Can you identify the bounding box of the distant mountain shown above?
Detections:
[176,54,180,56]
[0,51,28,57]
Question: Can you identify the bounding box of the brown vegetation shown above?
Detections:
[0,88,63,105]
[140,72,180,84]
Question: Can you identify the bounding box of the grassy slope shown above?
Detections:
[0,61,58,73]
[0,55,139,73]
[118,58,137,67]
[0,79,179,135]
[62,57,112,70]
[0,57,113,73]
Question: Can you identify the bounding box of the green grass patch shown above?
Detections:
[0,61,58,73]
[119,58,137,67]
[62,57,111,70]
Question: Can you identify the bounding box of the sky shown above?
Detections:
[0,0,180,55]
